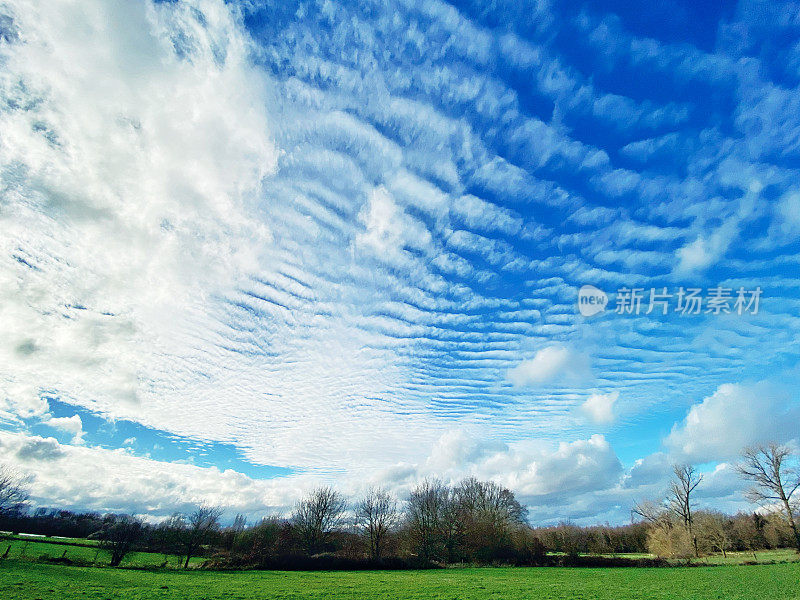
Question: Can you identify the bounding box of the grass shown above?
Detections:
[1,560,798,600]
[4,533,100,546]
[0,536,201,568]
[546,549,798,566]
[695,549,799,565]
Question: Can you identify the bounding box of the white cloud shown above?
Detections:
[778,192,800,232]
[674,184,758,274]
[507,345,592,387]
[695,462,742,502]
[0,430,299,518]
[766,190,800,244]
[675,230,731,274]
[356,186,432,257]
[0,0,431,474]
[423,430,505,474]
[42,414,84,444]
[14,437,66,462]
[501,435,623,503]
[0,0,277,414]
[0,422,758,526]
[622,452,672,489]
[0,382,48,424]
[580,391,619,424]
[1,428,624,522]
[666,381,800,462]
[371,430,625,522]
[449,194,523,236]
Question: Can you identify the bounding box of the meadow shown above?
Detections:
[1,535,798,599]
[1,559,799,600]
[0,534,202,568]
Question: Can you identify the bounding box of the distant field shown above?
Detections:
[1,560,799,600]
[592,549,799,565]
[0,535,201,568]
[696,549,800,566]
[2,533,99,546]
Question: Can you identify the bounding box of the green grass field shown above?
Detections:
[1,560,798,600]
[696,549,800,565]
[0,535,201,568]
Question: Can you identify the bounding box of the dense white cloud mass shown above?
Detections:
[666,381,800,462]
[0,427,630,523]
[0,0,277,413]
[1,0,799,524]
[369,431,630,523]
[505,435,624,502]
[0,0,430,473]
[0,430,297,517]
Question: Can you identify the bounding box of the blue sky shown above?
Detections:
[1,0,799,524]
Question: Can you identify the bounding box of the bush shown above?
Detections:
[206,553,441,571]
[646,524,694,559]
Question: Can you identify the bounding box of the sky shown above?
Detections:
[1,0,799,525]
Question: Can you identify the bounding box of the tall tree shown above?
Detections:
[180,505,222,568]
[355,488,398,560]
[406,479,450,562]
[151,513,186,563]
[669,464,702,557]
[454,478,526,561]
[0,465,29,515]
[293,487,347,555]
[737,443,800,553]
[98,515,145,567]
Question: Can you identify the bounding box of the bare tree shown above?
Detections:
[293,487,347,555]
[180,505,223,568]
[737,443,800,552]
[98,515,145,567]
[439,487,463,563]
[0,465,29,514]
[631,467,702,561]
[406,479,450,562]
[456,478,526,524]
[454,477,526,560]
[355,488,398,560]
[696,511,732,557]
[668,464,702,557]
[632,499,670,529]
[245,516,284,563]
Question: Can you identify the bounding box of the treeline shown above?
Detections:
[0,507,112,540]
[0,477,656,569]
[533,522,649,555]
[1,442,798,569]
[2,505,792,566]
[537,512,796,558]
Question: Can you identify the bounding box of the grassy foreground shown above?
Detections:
[1,560,798,600]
